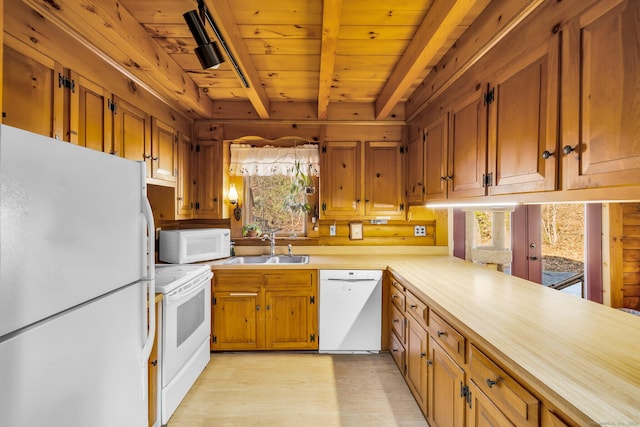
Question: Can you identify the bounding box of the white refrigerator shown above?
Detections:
[0,125,156,427]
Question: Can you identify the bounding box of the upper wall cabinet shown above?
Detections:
[69,72,112,154]
[562,0,640,189]
[487,36,559,195]
[2,44,63,139]
[112,95,151,166]
[150,117,178,183]
[321,141,404,219]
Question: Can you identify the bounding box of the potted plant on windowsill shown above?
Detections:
[242,224,262,238]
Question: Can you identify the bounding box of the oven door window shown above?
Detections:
[177,289,205,347]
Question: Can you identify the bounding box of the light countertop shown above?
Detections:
[206,254,640,425]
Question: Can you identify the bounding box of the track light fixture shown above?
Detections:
[183,10,225,69]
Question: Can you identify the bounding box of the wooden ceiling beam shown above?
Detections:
[21,0,212,118]
[374,0,488,120]
[317,0,342,120]
[204,0,270,119]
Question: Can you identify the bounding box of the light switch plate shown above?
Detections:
[329,224,337,236]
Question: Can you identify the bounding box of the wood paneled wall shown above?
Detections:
[622,203,640,309]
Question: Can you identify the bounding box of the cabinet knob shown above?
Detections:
[393,319,400,323]
[426,359,433,366]
[152,157,158,161]
[410,304,417,309]
[563,145,576,155]
[437,330,446,337]
[144,154,151,160]
[256,305,260,311]
[486,378,498,388]
[440,176,447,182]
[420,352,426,358]
[392,294,398,299]
[541,150,554,159]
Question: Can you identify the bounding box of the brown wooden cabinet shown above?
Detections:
[150,117,178,183]
[68,71,112,153]
[2,43,63,139]
[193,140,223,219]
[406,316,429,415]
[466,380,513,427]
[562,0,640,189]
[468,344,539,427]
[211,270,317,351]
[321,141,404,219]
[487,35,559,195]
[148,295,161,427]
[176,132,194,218]
[389,277,407,373]
[112,95,150,164]
[428,338,465,427]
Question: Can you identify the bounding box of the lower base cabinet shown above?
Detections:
[211,270,318,351]
[406,317,429,415]
[467,380,513,427]
[428,338,465,427]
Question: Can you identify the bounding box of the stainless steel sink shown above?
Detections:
[223,255,309,265]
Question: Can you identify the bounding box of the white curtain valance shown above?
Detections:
[229,143,320,177]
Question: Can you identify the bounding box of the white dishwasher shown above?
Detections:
[319,270,382,353]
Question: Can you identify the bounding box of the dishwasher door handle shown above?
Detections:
[325,278,378,282]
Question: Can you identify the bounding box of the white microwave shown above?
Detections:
[159,228,230,264]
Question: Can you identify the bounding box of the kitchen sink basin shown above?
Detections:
[223,255,309,265]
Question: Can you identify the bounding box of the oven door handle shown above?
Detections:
[167,273,212,303]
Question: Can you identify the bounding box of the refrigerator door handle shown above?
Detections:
[139,164,156,400]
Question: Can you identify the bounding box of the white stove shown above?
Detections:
[155,264,211,293]
[154,264,212,425]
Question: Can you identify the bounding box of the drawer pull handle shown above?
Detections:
[393,319,400,323]
[437,330,446,337]
[392,294,398,299]
[486,379,497,388]
[392,348,398,353]
[410,304,417,309]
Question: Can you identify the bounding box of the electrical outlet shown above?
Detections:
[414,225,426,237]
[329,225,337,236]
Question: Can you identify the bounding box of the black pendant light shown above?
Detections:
[183,10,225,70]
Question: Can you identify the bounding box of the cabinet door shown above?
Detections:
[406,317,428,415]
[467,381,514,427]
[2,44,62,139]
[406,133,425,204]
[112,96,150,167]
[365,141,403,217]
[148,298,161,427]
[69,72,112,153]
[194,141,223,219]
[448,88,488,198]
[176,132,194,218]
[424,113,449,201]
[563,0,640,189]
[389,329,406,374]
[265,289,316,349]
[428,338,465,427]
[321,141,362,218]
[488,35,559,195]
[211,291,261,350]
[150,117,178,182]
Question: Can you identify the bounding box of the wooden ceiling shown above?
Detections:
[20,0,492,120]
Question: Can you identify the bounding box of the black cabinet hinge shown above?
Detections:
[461,384,472,409]
[212,296,216,305]
[310,295,315,304]
[400,146,405,154]
[322,146,327,153]
[58,73,76,93]
[107,99,117,114]
[423,130,426,143]
[195,144,201,152]
[195,202,201,210]
[400,203,404,211]
[310,334,316,342]
[484,87,495,105]
[482,172,493,187]
[321,202,326,211]
[211,335,217,344]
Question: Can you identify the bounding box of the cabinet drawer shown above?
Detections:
[390,303,406,344]
[264,270,314,289]
[389,330,405,373]
[469,344,540,427]
[214,272,262,291]
[405,290,428,330]
[429,310,465,365]
[390,278,405,311]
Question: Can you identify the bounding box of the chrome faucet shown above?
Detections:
[287,244,293,257]
[261,231,277,256]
